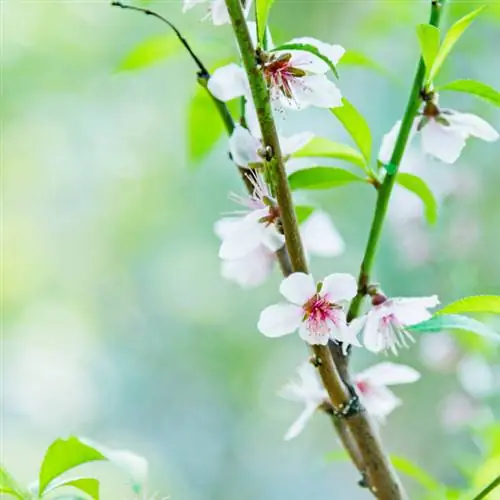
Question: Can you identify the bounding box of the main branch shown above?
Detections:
[224,0,408,498]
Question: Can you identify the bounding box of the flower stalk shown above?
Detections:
[224,0,408,497]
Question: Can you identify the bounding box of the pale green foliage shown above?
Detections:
[338,50,390,77]
[437,80,500,107]
[288,166,366,190]
[43,478,100,500]
[396,172,438,225]
[292,136,366,169]
[255,0,275,46]
[416,24,440,81]
[437,295,500,315]
[330,98,372,165]
[117,35,181,71]
[428,6,486,83]
[295,205,315,224]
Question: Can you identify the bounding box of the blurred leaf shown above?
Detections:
[188,87,227,163]
[288,167,366,190]
[43,478,99,499]
[437,80,500,107]
[330,98,372,164]
[391,455,443,492]
[295,205,315,224]
[338,50,389,77]
[437,295,500,316]
[117,35,180,71]
[292,136,366,168]
[396,172,438,225]
[270,43,339,78]
[408,314,499,342]
[0,466,28,499]
[256,0,275,45]
[472,456,500,500]
[38,438,106,496]
[429,6,486,82]
[416,24,441,80]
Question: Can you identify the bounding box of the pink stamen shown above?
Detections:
[302,294,339,335]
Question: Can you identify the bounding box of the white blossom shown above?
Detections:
[279,362,327,440]
[208,37,344,111]
[258,272,359,346]
[350,294,439,354]
[354,362,420,422]
[182,0,252,26]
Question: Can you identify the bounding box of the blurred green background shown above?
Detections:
[2,0,500,498]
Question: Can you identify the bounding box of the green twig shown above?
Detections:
[472,474,500,500]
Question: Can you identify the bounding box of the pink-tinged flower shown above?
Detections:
[353,362,420,422]
[279,362,328,440]
[380,101,499,165]
[229,124,314,170]
[350,294,440,354]
[182,0,252,26]
[208,37,344,111]
[216,175,285,261]
[215,210,345,288]
[258,272,359,346]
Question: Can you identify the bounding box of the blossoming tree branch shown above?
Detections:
[110,0,500,498]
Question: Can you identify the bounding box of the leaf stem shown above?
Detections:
[472,474,500,500]
[347,0,446,323]
[224,1,408,498]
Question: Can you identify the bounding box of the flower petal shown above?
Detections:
[281,132,315,157]
[294,74,343,108]
[356,362,421,386]
[421,120,466,164]
[288,37,345,72]
[218,213,263,259]
[220,246,275,288]
[363,310,386,353]
[284,403,318,441]
[211,0,230,25]
[208,64,248,102]
[391,295,439,326]
[321,273,357,303]
[298,321,330,345]
[229,125,262,167]
[447,112,499,142]
[301,210,345,257]
[214,217,240,239]
[258,303,303,337]
[359,385,401,422]
[279,272,316,304]
[183,0,206,13]
[259,223,286,252]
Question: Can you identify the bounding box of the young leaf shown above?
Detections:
[396,173,438,225]
[43,478,99,500]
[270,43,339,78]
[117,35,180,72]
[255,0,275,45]
[288,167,366,190]
[38,438,107,496]
[0,466,27,500]
[292,136,366,168]
[436,79,500,107]
[295,205,315,224]
[416,24,441,79]
[390,455,443,492]
[407,314,500,342]
[330,98,372,164]
[338,50,389,77]
[429,6,486,82]
[436,295,500,316]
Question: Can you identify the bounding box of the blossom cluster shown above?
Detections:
[181,0,499,439]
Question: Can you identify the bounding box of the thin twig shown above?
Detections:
[472,474,500,500]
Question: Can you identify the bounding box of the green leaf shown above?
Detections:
[416,24,441,79]
[338,50,389,77]
[396,172,438,225]
[429,6,486,82]
[43,478,99,500]
[117,35,180,72]
[408,314,500,342]
[270,43,339,79]
[255,0,275,46]
[1,466,30,499]
[436,295,500,316]
[391,455,443,492]
[295,205,315,224]
[436,79,500,107]
[288,167,366,190]
[38,438,107,496]
[330,98,372,164]
[292,137,366,168]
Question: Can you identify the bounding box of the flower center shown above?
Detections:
[263,53,306,100]
[356,380,370,394]
[303,294,338,323]
[259,204,281,227]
